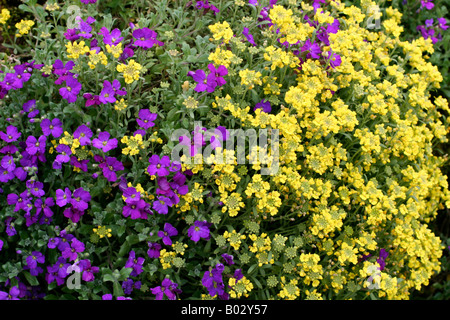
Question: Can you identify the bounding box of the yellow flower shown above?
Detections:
[208,21,234,44]
[0,9,11,24]
[88,50,108,69]
[93,226,112,238]
[106,42,123,59]
[66,41,90,59]
[117,59,143,84]
[15,20,34,37]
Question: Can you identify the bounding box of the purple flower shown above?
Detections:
[188,69,210,92]
[158,223,178,246]
[22,99,39,118]
[53,60,75,85]
[102,156,124,182]
[0,167,15,183]
[92,131,118,152]
[47,257,71,282]
[132,28,163,49]
[136,109,157,130]
[78,259,99,282]
[147,242,162,258]
[0,286,20,300]
[196,0,219,14]
[242,27,256,46]
[70,156,89,172]
[12,65,32,89]
[25,135,46,156]
[62,238,85,261]
[35,197,55,218]
[83,93,101,107]
[77,17,94,38]
[99,80,117,104]
[153,196,173,215]
[207,63,227,87]
[202,263,225,297]
[0,239,3,251]
[55,144,72,163]
[327,51,342,68]
[122,186,141,204]
[1,156,15,172]
[421,0,434,10]
[125,251,145,276]
[187,220,212,243]
[437,18,449,30]
[377,248,389,271]
[70,187,91,211]
[301,39,321,59]
[41,118,63,138]
[0,125,21,142]
[234,269,244,281]
[147,155,171,176]
[122,278,141,295]
[254,99,272,113]
[122,199,148,219]
[73,125,93,146]
[151,278,181,300]
[55,187,72,207]
[99,27,123,46]
[221,253,235,265]
[59,75,82,103]
[26,251,45,269]
[27,180,45,197]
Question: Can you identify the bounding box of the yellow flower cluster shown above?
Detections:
[121,134,145,156]
[15,20,34,37]
[0,9,10,24]
[66,41,90,59]
[203,1,450,299]
[116,59,143,84]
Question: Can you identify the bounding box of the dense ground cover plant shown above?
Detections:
[0,0,449,300]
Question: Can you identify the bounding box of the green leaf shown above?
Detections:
[24,271,40,286]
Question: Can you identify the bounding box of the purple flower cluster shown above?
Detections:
[46,231,97,285]
[151,278,182,300]
[99,79,127,104]
[377,248,389,271]
[64,17,96,41]
[132,28,164,49]
[195,0,220,15]
[0,61,43,99]
[417,18,448,44]
[55,187,91,223]
[202,263,227,298]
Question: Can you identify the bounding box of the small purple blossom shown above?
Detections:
[158,223,178,246]
[136,109,157,130]
[147,155,171,176]
[147,242,162,258]
[92,131,118,152]
[41,118,63,138]
[59,75,82,103]
[0,125,21,142]
[187,220,212,243]
[151,278,181,300]
[125,250,145,277]
[153,196,173,215]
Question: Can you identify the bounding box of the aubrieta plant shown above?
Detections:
[0,0,449,301]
